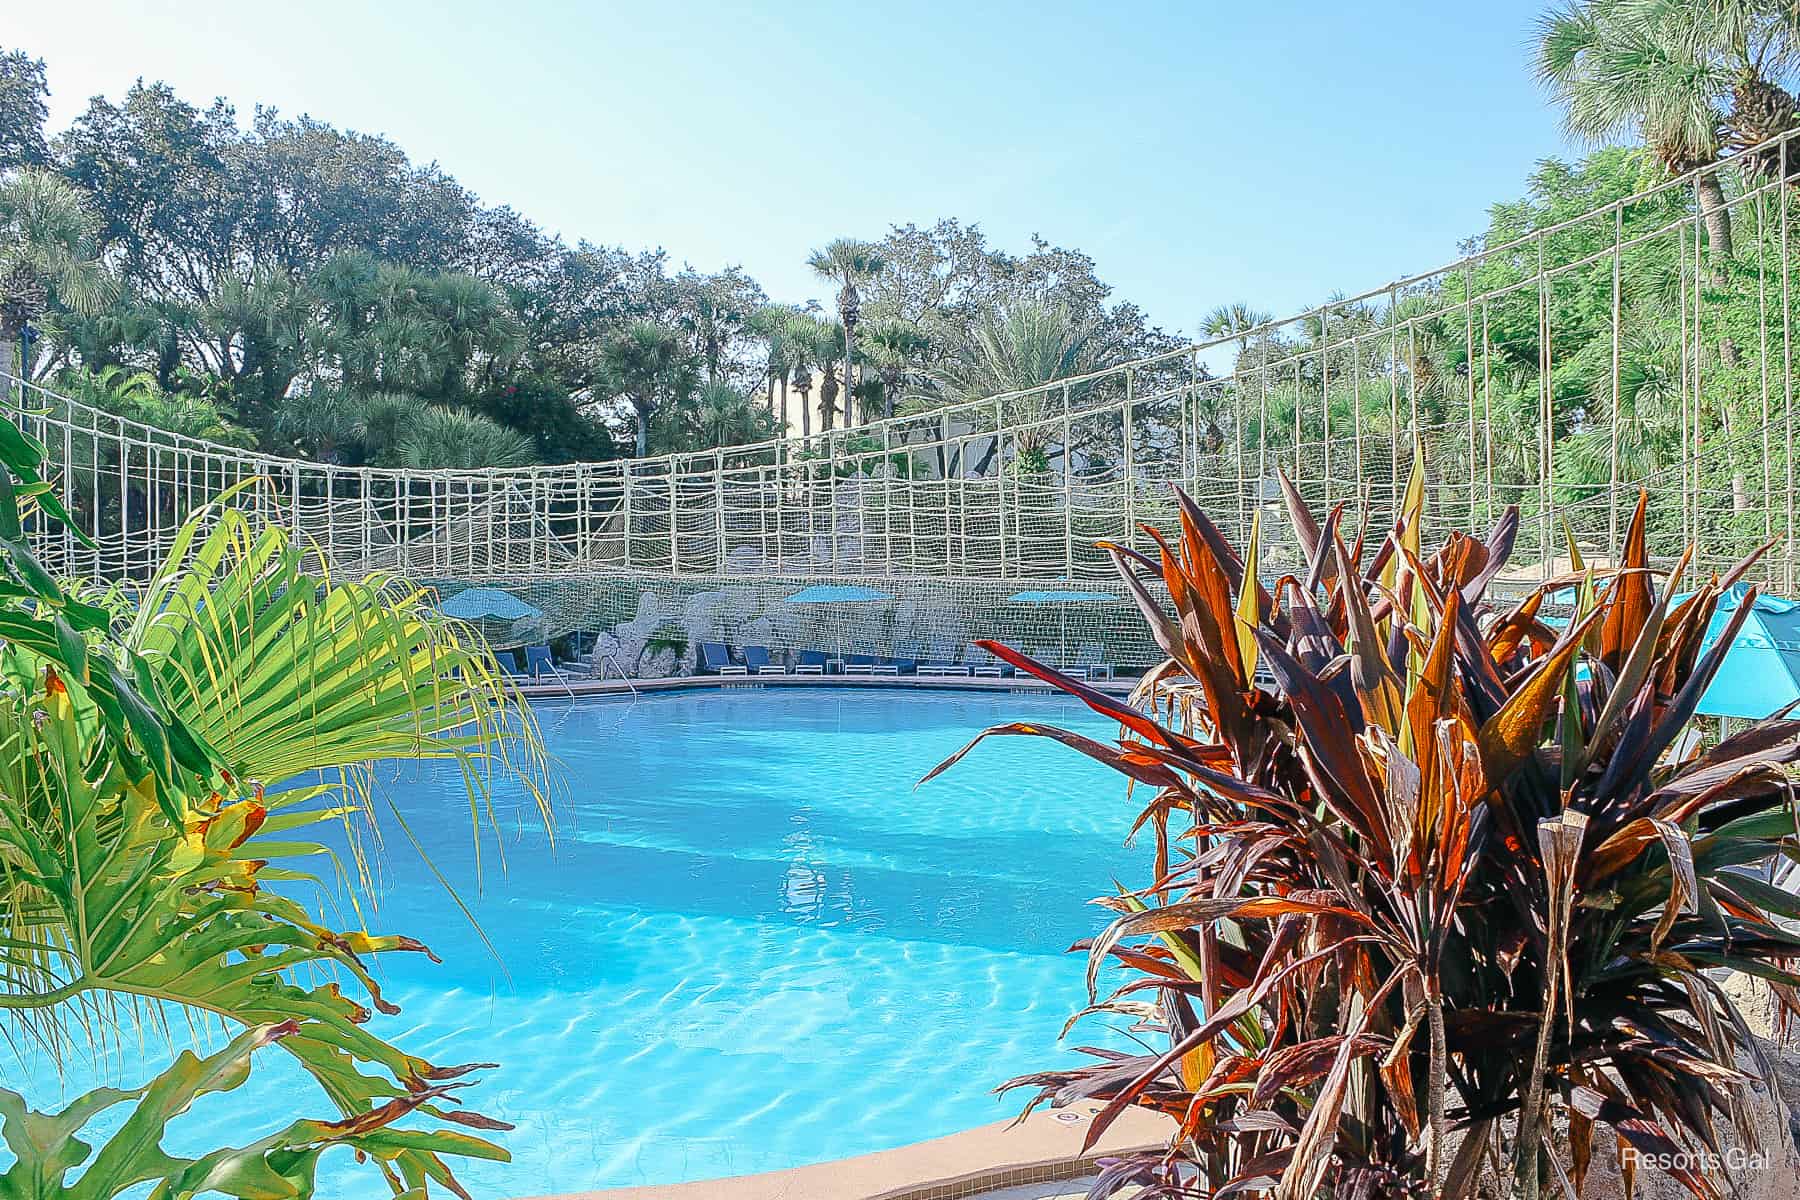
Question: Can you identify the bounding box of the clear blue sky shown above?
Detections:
[14,1,1575,337]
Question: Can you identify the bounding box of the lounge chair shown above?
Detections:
[916,660,971,677]
[523,644,559,678]
[889,641,928,676]
[1071,643,1115,681]
[699,642,745,675]
[794,649,828,675]
[744,646,787,675]
[844,653,896,676]
[965,647,1013,679]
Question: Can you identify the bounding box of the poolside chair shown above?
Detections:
[744,645,787,675]
[499,650,532,682]
[699,642,745,675]
[916,659,971,677]
[794,649,828,675]
[887,640,922,676]
[965,646,1013,679]
[843,653,883,676]
[523,644,559,679]
[1071,643,1115,681]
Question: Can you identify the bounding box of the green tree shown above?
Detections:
[807,238,885,428]
[783,312,820,439]
[790,314,845,433]
[1200,301,1271,352]
[395,405,537,468]
[599,320,695,456]
[0,167,115,395]
[0,47,48,169]
[1533,0,1800,281]
[919,299,1122,474]
[860,316,929,420]
[748,303,801,429]
[695,379,775,447]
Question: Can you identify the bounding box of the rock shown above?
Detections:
[608,591,664,673]
[587,632,623,676]
[641,646,677,679]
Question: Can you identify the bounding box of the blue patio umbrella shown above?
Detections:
[1003,588,1120,662]
[438,586,543,622]
[780,584,895,657]
[781,584,894,604]
[1686,583,1800,720]
[1003,589,1120,604]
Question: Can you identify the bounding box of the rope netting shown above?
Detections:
[13,129,1800,664]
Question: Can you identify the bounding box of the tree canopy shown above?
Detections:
[0,51,1183,469]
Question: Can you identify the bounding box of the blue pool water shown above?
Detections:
[10,689,1146,1196]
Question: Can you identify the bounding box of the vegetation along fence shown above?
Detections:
[13,128,1800,662]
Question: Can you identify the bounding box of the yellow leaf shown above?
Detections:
[1236,508,1261,685]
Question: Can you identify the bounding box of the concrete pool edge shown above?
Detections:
[515,1107,1171,1200]
[515,673,1141,700]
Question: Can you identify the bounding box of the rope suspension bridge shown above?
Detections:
[12,132,1800,673]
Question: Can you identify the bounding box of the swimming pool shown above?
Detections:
[17,688,1145,1196]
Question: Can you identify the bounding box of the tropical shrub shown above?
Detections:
[0,414,549,1197]
[938,464,1800,1197]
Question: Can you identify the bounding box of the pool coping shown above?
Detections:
[515,673,1141,700]
[514,1106,1171,1200]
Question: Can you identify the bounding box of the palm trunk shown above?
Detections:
[799,388,811,439]
[843,319,856,427]
[779,376,790,436]
[1693,173,1743,369]
[634,403,649,458]
[0,329,17,411]
[1694,173,1734,287]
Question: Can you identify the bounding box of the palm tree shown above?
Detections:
[1535,0,1739,280]
[0,168,115,397]
[395,406,536,469]
[276,386,367,464]
[784,312,818,440]
[1200,301,1272,352]
[359,391,430,464]
[860,317,929,420]
[748,304,800,433]
[807,319,846,434]
[600,320,694,457]
[921,299,1122,473]
[806,239,885,428]
[695,380,774,448]
[0,459,547,1198]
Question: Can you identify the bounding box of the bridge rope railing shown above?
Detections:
[5,124,1800,660]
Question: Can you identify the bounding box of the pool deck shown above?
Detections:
[515,673,1141,700]
[517,1106,1168,1200]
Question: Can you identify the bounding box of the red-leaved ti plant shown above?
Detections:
[928,462,1800,1199]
